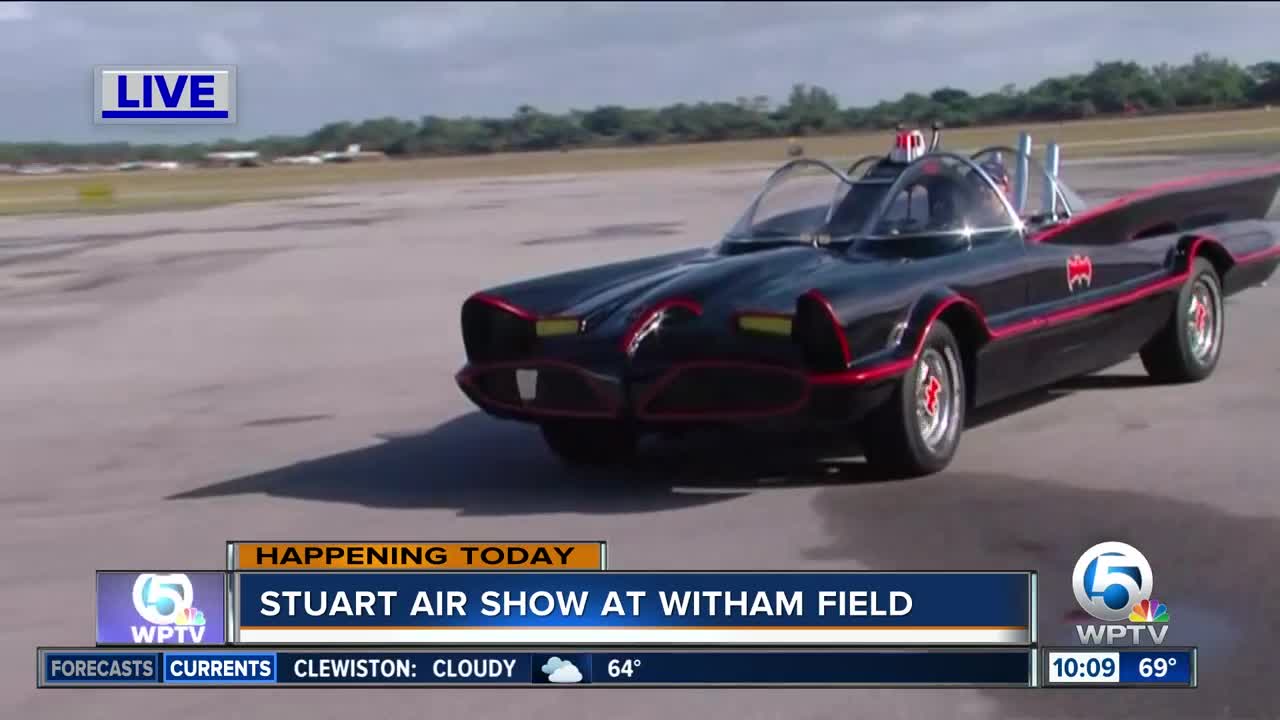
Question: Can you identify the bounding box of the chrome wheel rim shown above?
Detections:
[915,346,961,450]
[1186,277,1220,365]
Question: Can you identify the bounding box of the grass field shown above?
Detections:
[2,107,1279,216]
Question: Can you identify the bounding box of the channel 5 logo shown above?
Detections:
[130,573,207,644]
[93,65,237,125]
[1072,541,1171,645]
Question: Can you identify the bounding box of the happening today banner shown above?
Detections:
[232,571,1034,645]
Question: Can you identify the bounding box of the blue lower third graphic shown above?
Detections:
[234,571,1032,646]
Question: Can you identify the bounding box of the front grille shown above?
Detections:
[640,364,808,418]
[467,365,611,415]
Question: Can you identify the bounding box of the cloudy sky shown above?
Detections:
[2,1,1278,143]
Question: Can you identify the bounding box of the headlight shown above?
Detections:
[535,317,581,337]
[736,313,793,336]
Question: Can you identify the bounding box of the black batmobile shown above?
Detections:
[456,126,1280,476]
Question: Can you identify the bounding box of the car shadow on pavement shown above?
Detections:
[806,472,1277,719]
[167,409,923,515]
[169,411,753,516]
[168,369,1139,514]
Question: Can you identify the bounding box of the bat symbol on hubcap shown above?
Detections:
[923,375,942,417]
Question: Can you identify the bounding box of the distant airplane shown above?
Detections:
[319,144,363,162]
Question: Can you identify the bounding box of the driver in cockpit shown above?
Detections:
[979,160,1012,198]
[926,182,961,230]
[964,160,1017,226]
[924,162,1016,230]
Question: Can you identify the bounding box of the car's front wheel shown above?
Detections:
[861,322,966,478]
[539,420,638,466]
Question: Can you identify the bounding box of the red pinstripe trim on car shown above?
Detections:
[812,234,1279,385]
[809,296,979,385]
[801,289,852,366]
[1030,162,1280,244]
[1233,244,1280,264]
[468,292,538,321]
[619,298,703,352]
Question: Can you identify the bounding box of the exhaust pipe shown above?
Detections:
[1013,132,1032,214]
[1043,142,1061,218]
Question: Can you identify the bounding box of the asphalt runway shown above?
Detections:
[4,152,1279,719]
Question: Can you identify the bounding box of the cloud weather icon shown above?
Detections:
[540,656,583,684]
[549,663,583,684]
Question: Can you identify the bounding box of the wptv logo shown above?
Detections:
[1072,541,1170,646]
[130,573,208,643]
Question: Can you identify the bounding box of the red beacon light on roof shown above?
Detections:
[890,129,927,162]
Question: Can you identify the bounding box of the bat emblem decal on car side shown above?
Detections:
[1067,254,1093,291]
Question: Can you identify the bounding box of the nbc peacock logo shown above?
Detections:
[1129,598,1170,624]
[174,606,207,627]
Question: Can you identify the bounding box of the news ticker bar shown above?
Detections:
[39,647,1035,688]
[231,570,1032,645]
[97,568,1035,646]
[1041,647,1196,688]
[225,542,609,570]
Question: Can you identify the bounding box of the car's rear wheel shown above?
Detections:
[1140,257,1224,383]
[861,322,966,478]
[540,420,638,466]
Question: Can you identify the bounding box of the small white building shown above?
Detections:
[273,155,324,165]
[204,150,262,167]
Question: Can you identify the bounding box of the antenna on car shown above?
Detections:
[929,121,943,151]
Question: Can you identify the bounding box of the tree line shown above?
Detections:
[4,53,1279,166]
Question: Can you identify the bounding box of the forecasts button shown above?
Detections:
[41,651,161,686]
